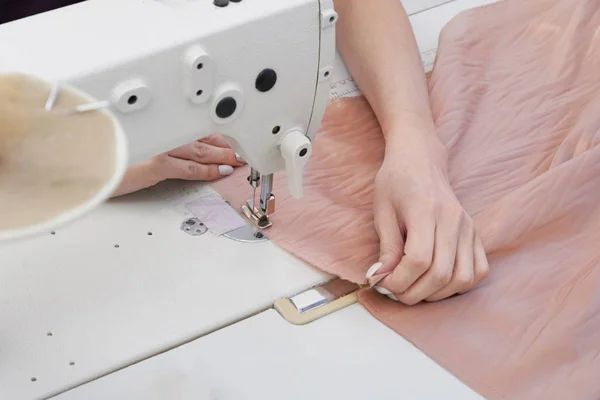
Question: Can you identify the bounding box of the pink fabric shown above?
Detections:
[214,0,600,398]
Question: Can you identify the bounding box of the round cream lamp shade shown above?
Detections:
[0,73,128,242]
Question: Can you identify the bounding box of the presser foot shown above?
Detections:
[241,200,272,229]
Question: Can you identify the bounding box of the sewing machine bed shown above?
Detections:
[0,1,495,399]
[50,305,483,400]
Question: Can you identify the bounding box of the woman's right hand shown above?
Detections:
[112,134,245,197]
[367,130,489,305]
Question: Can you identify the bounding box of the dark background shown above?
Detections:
[1,0,85,24]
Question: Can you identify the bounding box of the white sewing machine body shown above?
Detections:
[0,0,336,200]
[0,1,495,399]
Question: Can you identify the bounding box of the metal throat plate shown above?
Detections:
[223,224,269,243]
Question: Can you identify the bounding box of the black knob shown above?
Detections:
[214,0,229,7]
[255,68,277,92]
[216,97,237,119]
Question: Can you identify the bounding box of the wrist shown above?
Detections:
[383,122,442,153]
[382,113,437,147]
[111,158,165,198]
[146,156,170,183]
[382,111,436,137]
[382,123,448,167]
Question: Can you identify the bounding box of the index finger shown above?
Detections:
[379,216,435,294]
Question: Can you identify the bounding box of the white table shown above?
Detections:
[51,305,482,400]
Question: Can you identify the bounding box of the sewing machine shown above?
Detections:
[0,0,336,240]
[0,1,495,399]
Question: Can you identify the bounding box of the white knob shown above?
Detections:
[280,130,312,199]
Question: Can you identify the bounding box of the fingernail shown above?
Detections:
[218,165,234,176]
[387,293,399,301]
[235,153,246,164]
[374,285,393,296]
[365,262,383,279]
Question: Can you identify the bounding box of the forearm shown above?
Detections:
[111,159,162,197]
[334,0,435,145]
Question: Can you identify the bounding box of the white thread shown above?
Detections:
[45,82,61,111]
[71,100,112,114]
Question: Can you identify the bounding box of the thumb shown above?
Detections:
[371,204,405,278]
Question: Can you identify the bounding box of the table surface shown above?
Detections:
[51,305,484,400]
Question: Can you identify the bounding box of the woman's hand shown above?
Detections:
[333,0,489,303]
[112,135,244,197]
[367,131,489,305]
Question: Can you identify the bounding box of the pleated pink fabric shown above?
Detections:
[214,1,600,398]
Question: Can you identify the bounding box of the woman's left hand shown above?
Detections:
[112,134,244,197]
